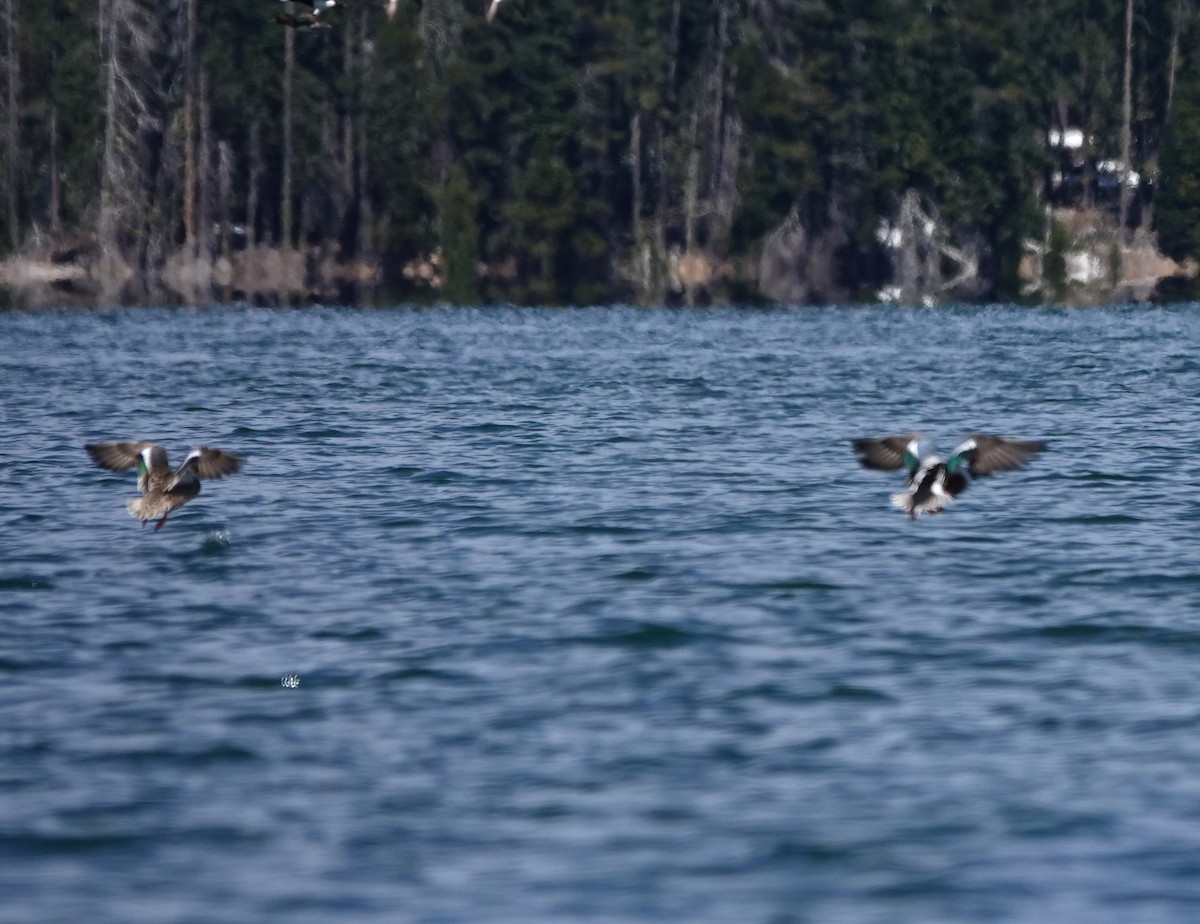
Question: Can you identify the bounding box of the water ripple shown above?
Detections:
[5,304,1200,922]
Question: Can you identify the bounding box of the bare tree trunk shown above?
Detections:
[682,104,701,306]
[1166,1,1192,116]
[247,120,262,249]
[3,0,19,250]
[705,0,738,254]
[356,113,372,298]
[417,0,463,75]
[1118,0,1133,248]
[630,112,643,246]
[281,26,295,251]
[628,113,653,305]
[95,0,185,303]
[98,0,124,302]
[217,140,232,260]
[183,0,196,246]
[355,5,373,289]
[341,13,356,241]
[217,139,232,302]
[197,69,212,260]
[683,107,699,255]
[48,94,60,232]
[667,0,681,97]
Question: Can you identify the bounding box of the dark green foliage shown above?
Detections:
[7,0,103,239]
[1044,219,1072,300]
[366,6,434,281]
[0,0,1193,303]
[1157,60,1200,263]
[440,161,480,304]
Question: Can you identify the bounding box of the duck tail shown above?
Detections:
[890,491,950,517]
[890,491,916,515]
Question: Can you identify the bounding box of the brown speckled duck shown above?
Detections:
[86,441,244,531]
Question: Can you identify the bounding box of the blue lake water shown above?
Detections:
[4,304,1200,922]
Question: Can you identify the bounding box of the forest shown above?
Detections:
[1,0,1199,307]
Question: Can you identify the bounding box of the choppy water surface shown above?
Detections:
[5,304,1200,922]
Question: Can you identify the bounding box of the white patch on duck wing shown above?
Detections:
[85,440,158,472]
[851,433,923,472]
[177,446,245,480]
[907,457,943,485]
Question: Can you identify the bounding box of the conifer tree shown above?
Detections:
[0,0,1191,304]
[440,162,480,304]
[364,6,434,289]
[1156,61,1200,263]
[1,0,19,251]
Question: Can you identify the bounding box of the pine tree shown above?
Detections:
[440,161,480,304]
[1156,60,1200,262]
[364,5,434,290]
[1,0,19,251]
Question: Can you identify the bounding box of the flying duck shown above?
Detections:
[486,0,503,23]
[86,441,245,531]
[852,433,1046,519]
[276,0,337,30]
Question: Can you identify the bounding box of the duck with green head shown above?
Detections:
[86,441,244,531]
[852,433,1046,519]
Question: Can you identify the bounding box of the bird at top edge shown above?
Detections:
[851,433,1046,520]
[276,0,339,31]
[486,0,504,23]
[86,441,245,531]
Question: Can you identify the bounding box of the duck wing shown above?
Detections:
[851,434,923,474]
[85,440,160,472]
[173,446,245,483]
[949,434,1047,477]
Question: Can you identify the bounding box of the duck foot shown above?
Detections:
[154,515,169,532]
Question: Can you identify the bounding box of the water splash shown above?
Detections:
[201,529,233,552]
